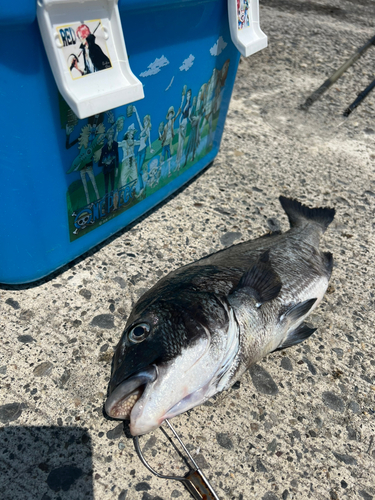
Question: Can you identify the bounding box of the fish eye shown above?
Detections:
[128,323,150,343]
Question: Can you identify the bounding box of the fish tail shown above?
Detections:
[279,196,335,232]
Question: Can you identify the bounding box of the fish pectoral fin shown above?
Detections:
[273,323,317,351]
[280,298,317,323]
[233,250,282,304]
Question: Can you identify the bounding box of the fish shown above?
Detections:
[105,196,335,435]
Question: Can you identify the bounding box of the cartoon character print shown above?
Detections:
[147,157,162,188]
[66,110,124,223]
[114,123,139,209]
[184,94,200,166]
[237,0,250,30]
[200,68,218,147]
[73,209,93,235]
[70,23,111,77]
[158,104,181,176]
[65,58,231,240]
[133,106,154,197]
[66,113,105,209]
[176,87,192,171]
[98,126,119,214]
[214,59,230,113]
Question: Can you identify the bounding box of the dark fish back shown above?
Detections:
[132,197,335,317]
[194,231,283,270]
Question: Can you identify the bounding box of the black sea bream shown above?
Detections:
[105,197,335,435]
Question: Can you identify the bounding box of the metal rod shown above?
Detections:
[165,420,222,500]
[133,434,186,481]
[133,419,222,500]
[300,34,375,110]
[343,77,375,117]
[164,419,200,470]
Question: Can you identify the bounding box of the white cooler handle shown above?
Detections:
[228,0,267,57]
[37,0,144,119]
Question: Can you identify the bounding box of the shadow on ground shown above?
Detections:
[0,424,94,500]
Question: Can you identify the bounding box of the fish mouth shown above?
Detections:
[105,366,157,420]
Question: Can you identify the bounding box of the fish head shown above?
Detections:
[105,291,232,435]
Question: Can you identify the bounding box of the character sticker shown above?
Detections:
[56,19,112,80]
[237,0,250,30]
[60,54,231,241]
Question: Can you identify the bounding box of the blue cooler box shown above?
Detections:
[0,0,266,284]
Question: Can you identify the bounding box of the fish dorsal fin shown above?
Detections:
[280,298,317,323]
[234,250,282,304]
[273,322,317,351]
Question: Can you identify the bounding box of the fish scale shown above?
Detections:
[105,196,335,436]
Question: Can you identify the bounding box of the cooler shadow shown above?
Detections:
[0,425,94,500]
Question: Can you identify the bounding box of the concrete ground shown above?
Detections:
[1,1,375,499]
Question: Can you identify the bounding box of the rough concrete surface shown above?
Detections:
[1,1,375,499]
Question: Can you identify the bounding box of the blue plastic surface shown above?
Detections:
[0,0,35,27]
[0,0,240,284]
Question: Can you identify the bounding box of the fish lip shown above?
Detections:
[105,366,157,419]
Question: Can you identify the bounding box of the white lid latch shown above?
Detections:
[228,0,267,57]
[37,0,144,119]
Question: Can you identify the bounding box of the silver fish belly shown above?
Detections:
[105,196,335,435]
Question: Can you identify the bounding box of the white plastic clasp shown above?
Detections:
[228,0,267,57]
[37,0,144,119]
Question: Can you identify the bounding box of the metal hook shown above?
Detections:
[134,419,221,500]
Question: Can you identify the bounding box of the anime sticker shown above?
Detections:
[237,0,250,30]
[56,20,112,79]
[61,57,231,241]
